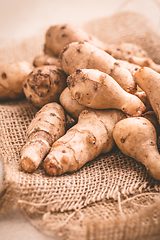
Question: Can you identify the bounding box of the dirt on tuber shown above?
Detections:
[0,61,33,101]
[67,69,146,117]
[23,65,67,108]
[43,109,125,176]
[60,41,136,94]
[113,117,160,180]
[20,102,66,173]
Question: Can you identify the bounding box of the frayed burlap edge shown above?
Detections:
[18,192,160,240]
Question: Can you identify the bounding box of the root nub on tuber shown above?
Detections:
[43,109,125,176]
[23,65,67,108]
[67,69,146,117]
[60,87,88,121]
[113,117,160,180]
[20,102,66,173]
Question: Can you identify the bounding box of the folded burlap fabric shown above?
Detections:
[0,11,160,240]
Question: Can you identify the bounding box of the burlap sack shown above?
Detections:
[1,11,160,240]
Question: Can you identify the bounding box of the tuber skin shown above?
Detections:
[33,54,60,68]
[134,67,160,123]
[142,111,160,136]
[44,23,107,57]
[60,41,136,94]
[67,69,146,117]
[43,109,125,176]
[23,65,67,108]
[0,61,33,101]
[116,60,140,76]
[135,91,152,112]
[105,42,160,73]
[105,42,148,60]
[20,102,66,173]
[128,56,160,73]
[113,117,160,180]
[60,87,88,121]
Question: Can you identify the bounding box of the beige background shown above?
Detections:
[0,0,160,239]
[0,0,160,42]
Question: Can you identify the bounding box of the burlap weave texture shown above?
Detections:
[0,11,160,240]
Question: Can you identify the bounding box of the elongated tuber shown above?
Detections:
[113,117,160,180]
[0,61,33,100]
[67,69,146,116]
[60,87,88,121]
[134,67,160,123]
[44,23,107,57]
[20,102,66,172]
[23,65,67,108]
[43,109,125,176]
[60,41,136,93]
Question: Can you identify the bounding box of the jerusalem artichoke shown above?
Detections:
[60,41,136,93]
[0,61,33,100]
[43,109,125,176]
[20,102,66,172]
[135,91,152,112]
[113,117,160,180]
[67,69,146,117]
[105,42,148,60]
[134,67,160,123]
[33,54,60,67]
[23,65,67,108]
[60,87,88,121]
[106,42,160,73]
[44,23,107,57]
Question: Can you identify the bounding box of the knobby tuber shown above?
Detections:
[44,23,107,57]
[134,67,160,123]
[0,61,33,100]
[113,117,160,180]
[20,102,66,172]
[106,42,160,73]
[23,65,67,108]
[67,69,146,116]
[43,109,125,176]
[60,41,136,93]
[60,87,88,121]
